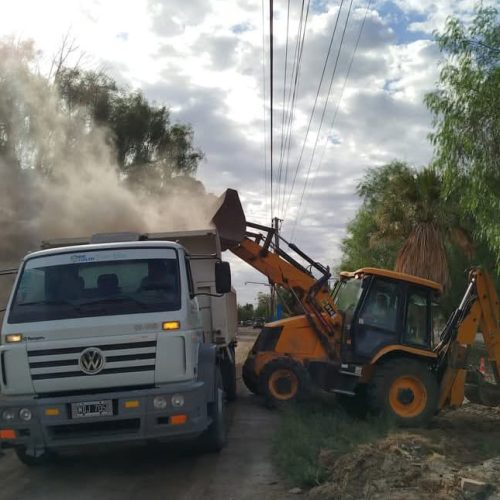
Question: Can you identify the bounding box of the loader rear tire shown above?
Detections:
[260,358,309,408]
[368,358,438,427]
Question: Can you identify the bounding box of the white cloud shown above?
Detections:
[0,0,493,305]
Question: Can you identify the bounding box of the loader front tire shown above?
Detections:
[242,357,260,395]
[368,358,438,426]
[260,358,309,408]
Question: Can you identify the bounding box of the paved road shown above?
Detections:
[0,329,292,500]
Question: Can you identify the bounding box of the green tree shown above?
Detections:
[237,303,254,322]
[255,292,271,320]
[425,6,500,267]
[55,67,203,192]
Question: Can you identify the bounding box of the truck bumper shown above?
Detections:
[0,381,209,453]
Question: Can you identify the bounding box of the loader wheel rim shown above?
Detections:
[389,375,427,418]
[268,369,299,401]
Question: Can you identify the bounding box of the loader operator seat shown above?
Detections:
[367,293,390,326]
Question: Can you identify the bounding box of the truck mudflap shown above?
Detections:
[0,381,211,454]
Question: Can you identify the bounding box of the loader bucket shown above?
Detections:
[210,188,247,250]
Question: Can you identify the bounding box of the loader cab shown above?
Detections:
[333,268,442,363]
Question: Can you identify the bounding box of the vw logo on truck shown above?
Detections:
[79,348,105,375]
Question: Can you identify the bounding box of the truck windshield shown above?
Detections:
[8,248,181,323]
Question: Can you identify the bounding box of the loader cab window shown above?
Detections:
[334,278,363,332]
[403,288,430,348]
[358,280,399,332]
[350,278,401,360]
[431,299,446,347]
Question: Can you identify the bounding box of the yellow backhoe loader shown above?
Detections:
[212,189,500,425]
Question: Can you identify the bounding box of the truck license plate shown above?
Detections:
[71,400,113,419]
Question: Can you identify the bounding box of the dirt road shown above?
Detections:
[0,329,293,500]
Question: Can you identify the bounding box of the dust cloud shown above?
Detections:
[0,41,215,264]
[0,41,216,310]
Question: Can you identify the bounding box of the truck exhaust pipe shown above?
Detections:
[210,189,247,251]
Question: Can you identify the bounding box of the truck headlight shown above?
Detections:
[2,409,16,421]
[19,408,32,422]
[171,394,184,408]
[153,396,167,410]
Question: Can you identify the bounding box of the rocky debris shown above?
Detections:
[289,487,303,494]
[309,404,500,500]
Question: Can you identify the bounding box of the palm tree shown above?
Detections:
[359,162,473,289]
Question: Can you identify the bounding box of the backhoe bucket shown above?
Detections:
[210,188,247,251]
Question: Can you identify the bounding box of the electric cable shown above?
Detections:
[294,0,372,236]
[290,0,354,239]
[283,0,346,223]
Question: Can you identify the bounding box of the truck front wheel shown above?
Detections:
[367,358,438,426]
[15,447,54,466]
[201,370,227,452]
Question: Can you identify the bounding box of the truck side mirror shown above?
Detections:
[215,261,231,294]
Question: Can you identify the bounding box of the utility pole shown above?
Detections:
[270,216,281,320]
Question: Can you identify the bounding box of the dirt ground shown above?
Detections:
[0,328,295,500]
[310,403,500,500]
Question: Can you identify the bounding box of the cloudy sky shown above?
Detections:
[0,0,488,304]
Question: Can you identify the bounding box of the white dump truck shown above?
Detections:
[0,228,237,465]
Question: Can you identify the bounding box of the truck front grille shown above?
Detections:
[28,340,157,381]
[48,418,140,440]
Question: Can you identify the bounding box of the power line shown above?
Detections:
[283,0,346,223]
[293,0,372,238]
[277,0,291,215]
[269,0,274,219]
[261,0,269,220]
[291,0,354,239]
[280,0,310,217]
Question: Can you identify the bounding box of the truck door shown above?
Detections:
[197,288,213,342]
[351,278,402,361]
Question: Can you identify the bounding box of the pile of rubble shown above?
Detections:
[310,404,500,500]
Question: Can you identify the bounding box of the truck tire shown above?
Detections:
[201,370,227,452]
[260,358,309,408]
[220,345,237,402]
[15,447,53,466]
[367,358,438,426]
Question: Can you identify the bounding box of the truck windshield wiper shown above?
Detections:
[16,300,83,314]
[78,296,150,310]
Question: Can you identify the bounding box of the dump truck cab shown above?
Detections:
[0,233,234,465]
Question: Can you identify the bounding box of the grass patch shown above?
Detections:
[272,398,392,488]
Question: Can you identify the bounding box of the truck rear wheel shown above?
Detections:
[260,358,308,407]
[15,447,54,466]
[368,358,438,426]
[201,370,227,452]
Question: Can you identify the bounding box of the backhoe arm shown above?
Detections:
[438,268,500,409]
